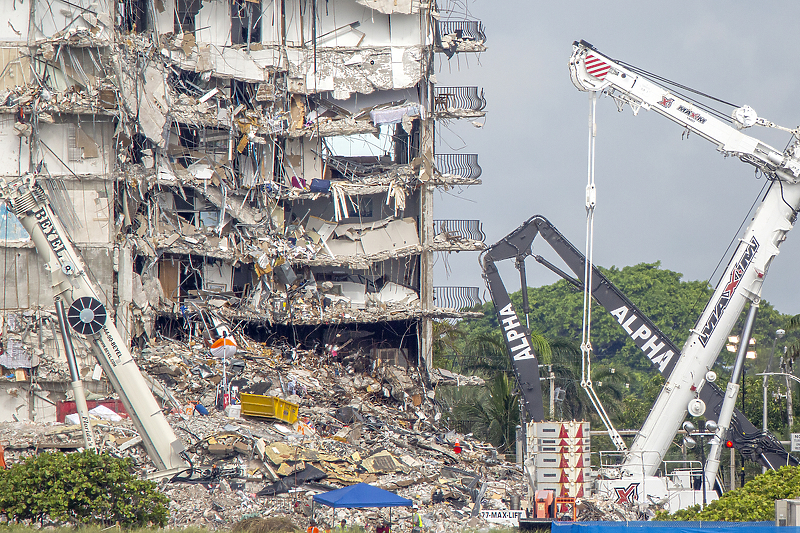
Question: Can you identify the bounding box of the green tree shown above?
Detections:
[0,450,169,527]
[431,319,466,370]
[461,262,800,434]
[452,372,520,453]
[656,466,800,521]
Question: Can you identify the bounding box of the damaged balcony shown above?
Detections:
[433,86,486,119]
[434,153,482,183]
[435,20,487,56]
[432,286,482,317]
[432,219,486,251]
[132,0,429,101]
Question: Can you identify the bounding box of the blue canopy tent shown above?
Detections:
[312,483,412,528]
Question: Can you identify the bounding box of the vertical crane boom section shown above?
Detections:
[570,40,800,477]
[0,174,188,473]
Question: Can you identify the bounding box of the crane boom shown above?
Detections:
[482,215,795,472]
[0,174,188,473]
[570,40,800,477]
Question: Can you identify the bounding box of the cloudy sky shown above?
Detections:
[432,0,800,316]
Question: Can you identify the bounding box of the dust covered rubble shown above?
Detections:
[0,337,534,531]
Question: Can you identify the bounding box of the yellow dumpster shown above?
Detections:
[239,393,299,424]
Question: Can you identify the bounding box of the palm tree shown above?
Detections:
[786,314,800,361]
[431,319,466,370]
[452,372,520,453]
[458,329,554,376]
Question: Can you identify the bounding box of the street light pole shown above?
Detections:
[763,329,786,473]
[683,420,717,509]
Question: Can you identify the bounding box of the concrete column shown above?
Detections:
[116,243,133,346]
[418,11,434,373]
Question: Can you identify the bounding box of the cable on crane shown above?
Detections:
[580,92,627,452]
[616,60,740,108]
[615,61,738,124]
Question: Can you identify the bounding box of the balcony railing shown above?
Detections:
[320,154,395,181]
[435,153,482,180]
[434,86,486,113]
[433,219,486,242]
[436,20,486,42]
[433,286,481,311]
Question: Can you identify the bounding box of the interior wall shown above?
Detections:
[38,121,114,177]
[0,245,113,310]
[263,0,419,48]
[0,114,32,176]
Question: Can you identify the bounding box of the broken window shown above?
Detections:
[177,123,199,167]
[345,196,373,219]
[161,188,218,229]
[169,70,207,97]
[392,120,419,164]
[231,0,262,44]
[231,80,258,108]
[158,255,204,302]
[174,0,201,34]
[232,263,253,297]
[122,0,149,32]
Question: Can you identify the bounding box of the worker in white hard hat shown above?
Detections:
[410,504,422,533]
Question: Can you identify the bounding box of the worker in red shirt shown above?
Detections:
[307,519,320,533]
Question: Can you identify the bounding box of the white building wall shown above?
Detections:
[262,0,419,47]
[197,0,233,46]
[33,0,114,41]
[37,121,113,177]
[0,6,28,42]
[0,115,32,176]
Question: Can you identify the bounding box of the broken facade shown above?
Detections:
[0,0,486,420]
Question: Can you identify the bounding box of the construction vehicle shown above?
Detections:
[569,38,800,507]
[480,40,800,515]
[0,173,190,476]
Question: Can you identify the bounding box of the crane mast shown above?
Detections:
[570,40,800,477]
[0,174,188,473]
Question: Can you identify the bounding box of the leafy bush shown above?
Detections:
[0,450,169,527]
[656,465,800,521]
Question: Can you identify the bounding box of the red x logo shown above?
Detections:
[658,96,674,108]
[614,483,639,504]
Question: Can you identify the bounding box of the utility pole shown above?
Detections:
[763,329,785,473]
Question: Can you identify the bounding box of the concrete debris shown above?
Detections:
[0,0,498,529]
[0,336,527,531]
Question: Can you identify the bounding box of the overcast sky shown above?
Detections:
[432,0,800,317]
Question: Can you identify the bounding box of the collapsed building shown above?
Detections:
[0,0,487,423]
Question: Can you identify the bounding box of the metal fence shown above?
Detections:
[433,219,486,242]
[433,286,481,310]
[435,153,482,180]
[436,20,486,42]
[434,86,486,112]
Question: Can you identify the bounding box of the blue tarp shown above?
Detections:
[312,483,412,509]
[552,522,789,533]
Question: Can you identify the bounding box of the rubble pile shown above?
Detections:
[0,336,529,531]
